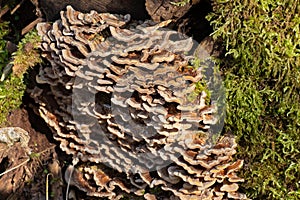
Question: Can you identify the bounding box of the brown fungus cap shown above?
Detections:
[29,6,248,200]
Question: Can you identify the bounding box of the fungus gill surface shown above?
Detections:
[29,5,247,199]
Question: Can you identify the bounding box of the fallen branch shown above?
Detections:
[21,18,43,35]
[10,0,25,15]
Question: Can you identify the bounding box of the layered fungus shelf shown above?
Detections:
[28,6,247,200]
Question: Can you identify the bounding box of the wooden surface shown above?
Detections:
[39,0,150,20]
[145,0,192,22]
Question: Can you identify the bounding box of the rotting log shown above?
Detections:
[37,0,203,22]
[38,0,149,20]
[145,0,192,22]
[36,0,211,42]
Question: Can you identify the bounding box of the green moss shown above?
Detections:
[207,0,300,199]
[170,0,190,7]
[0,75,25,125]
[189,57,212,104]
[0,22,10,72]
[12,29,42,77]
[0,22,26,126]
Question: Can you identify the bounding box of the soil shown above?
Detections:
[0,108,64,200]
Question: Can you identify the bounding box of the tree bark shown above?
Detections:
[38,0,149,21]
[145,0,192,22]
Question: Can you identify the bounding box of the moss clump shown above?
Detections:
[0,0,42,125]
[0,75,25,125]
[0,22,9,65]
[187,57,212,104]
[171,0,190,7]
[207,0,300,199]
[12,29,42,77]
[0,22,24,125]
[0,21,27,125]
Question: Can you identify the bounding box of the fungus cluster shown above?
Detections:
[29,6,247,199]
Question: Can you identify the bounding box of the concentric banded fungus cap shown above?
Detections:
[29,6,248,199]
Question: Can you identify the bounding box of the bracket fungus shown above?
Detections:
[29,6,247,199]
